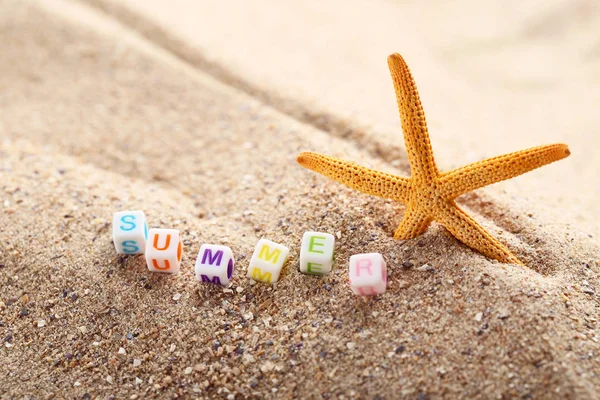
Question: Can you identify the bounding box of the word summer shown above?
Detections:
[112,210,388,296]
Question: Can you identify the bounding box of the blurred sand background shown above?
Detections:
[90,0,600,238]
[1,0,599,398]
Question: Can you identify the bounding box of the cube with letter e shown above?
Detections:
[299,231,335,275]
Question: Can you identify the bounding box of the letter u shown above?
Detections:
[153,234,171,251]
[152,259,171,270]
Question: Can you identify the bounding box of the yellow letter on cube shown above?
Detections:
[247,239,289,283]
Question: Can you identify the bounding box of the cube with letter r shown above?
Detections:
[349,253,387,296]
[112,210,148,255]
[247,239,290,284]
[194,244,235,286]
[299,231,335,275]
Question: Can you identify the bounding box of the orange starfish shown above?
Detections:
[297,53,570,265]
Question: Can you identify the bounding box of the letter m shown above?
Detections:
[258,245,281,264]
[251,268,272,283]
[202,249,224,266]
[201,275,221,285]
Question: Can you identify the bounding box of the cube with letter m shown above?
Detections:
[247,239,290,283]
[194,244,235,286]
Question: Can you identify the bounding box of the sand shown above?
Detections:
[85,0,600,238]
[1,0,599,398]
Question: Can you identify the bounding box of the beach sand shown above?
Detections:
[1,0,599,398]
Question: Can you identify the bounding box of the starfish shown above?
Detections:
[297,53,570,265]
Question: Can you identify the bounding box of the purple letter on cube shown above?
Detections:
[201,275,222,285]
[202,249,224,266]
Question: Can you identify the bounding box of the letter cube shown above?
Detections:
[299,231,335,275]
[112,210,148,254]
[349,253,387,296]
[145,228,183,274]
[247,239,289,284]
[194,244,235,286]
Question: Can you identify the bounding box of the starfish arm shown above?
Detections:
[388,53,439,183]
[437,202,523,265]
[297,152,412,203]
[393,206,433,239]
[439,144,570,198]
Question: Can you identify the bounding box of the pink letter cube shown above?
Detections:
[349,253,387,295]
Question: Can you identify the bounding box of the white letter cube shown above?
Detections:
[349,253,387,295]
[299,231,335,275]
[145,228,182,274]
[112,210,148,254]
[247,239,289,283]
[195,244,235,286]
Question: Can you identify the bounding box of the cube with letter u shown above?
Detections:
[145,228,183,274]
[247,239,289,284]
[194,244,235,286]
[112,210,148,254]
[349,253,387,295]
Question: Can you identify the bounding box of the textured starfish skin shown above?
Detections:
[297,53,571,265]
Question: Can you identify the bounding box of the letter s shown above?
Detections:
[120,215,136,231]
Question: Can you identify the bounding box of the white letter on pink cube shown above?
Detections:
[349,253,387,295]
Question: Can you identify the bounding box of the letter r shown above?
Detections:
[355,258,373,276]
[357,287,377,295]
